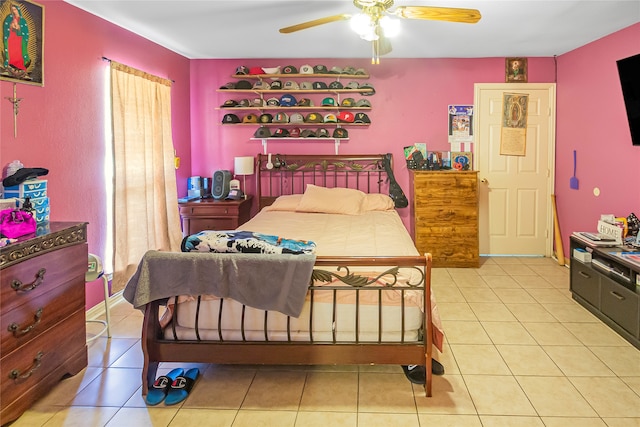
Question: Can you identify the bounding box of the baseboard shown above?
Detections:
[86,290,125,320]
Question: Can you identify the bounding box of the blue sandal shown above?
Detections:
[165,368,200,406]
[145,368,184,405]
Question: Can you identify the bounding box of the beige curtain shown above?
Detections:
[110,61,183,293]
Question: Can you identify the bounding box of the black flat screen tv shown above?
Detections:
[617,53,640,146]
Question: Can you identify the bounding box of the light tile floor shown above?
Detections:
[10,257,640,427]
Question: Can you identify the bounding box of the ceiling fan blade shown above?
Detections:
[279,14,351,33]
[392,6,481,24]
[376,26,393,56]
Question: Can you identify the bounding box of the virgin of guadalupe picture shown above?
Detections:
[0,0,44,86]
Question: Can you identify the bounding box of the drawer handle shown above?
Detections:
[9,351,44,381]
[578,271,591,279]
[609,291,625,301]
[224,208,229,214]
[11,268,46,292]
[8,308,43,337]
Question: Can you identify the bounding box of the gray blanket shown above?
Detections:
[123,250,317,318]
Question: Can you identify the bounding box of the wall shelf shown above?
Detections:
[250,137,347,155]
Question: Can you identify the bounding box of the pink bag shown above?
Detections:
[0,208,36,238]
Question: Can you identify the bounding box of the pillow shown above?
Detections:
[263,194,302,212]
[362,193,396,211]
[296,184,365,215]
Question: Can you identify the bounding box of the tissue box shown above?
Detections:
[573,248,592,263]
[3,179,47,199]
[0,198,19,210]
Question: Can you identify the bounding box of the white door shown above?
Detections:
[474,83,556,256]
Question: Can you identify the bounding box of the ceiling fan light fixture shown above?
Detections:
[350,13,377,39]
[379,16,400,37]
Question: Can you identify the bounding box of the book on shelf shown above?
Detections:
[609,251,640,267]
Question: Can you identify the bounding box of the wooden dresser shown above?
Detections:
[179,196,252,236]
[410,171,479,268]
[0,222,88,425]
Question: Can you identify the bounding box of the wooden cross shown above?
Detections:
[5,83,23,138]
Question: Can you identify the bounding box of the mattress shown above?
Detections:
[166,209,442,346]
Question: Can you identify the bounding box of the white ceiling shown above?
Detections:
[63,0,640,59]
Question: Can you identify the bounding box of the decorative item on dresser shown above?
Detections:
[410,170,479,267]
[0,222,88,425]
[178,196,252,236]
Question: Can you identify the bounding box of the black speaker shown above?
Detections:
[212,170,232,199]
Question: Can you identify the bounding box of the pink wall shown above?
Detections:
[0,2,191,308]
[556,23,640,253]
[190,57,557,229]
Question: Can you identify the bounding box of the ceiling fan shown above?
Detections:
[279,0,481,64]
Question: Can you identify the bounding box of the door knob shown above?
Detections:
[481,178,488,183]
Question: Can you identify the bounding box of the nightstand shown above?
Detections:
[178,196,252,236]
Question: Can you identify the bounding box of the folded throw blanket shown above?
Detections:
[182,230,316,255]
[123,250,317,318]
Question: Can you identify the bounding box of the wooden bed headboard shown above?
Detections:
[255,153,405,211]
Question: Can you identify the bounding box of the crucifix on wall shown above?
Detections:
[5,83,22,137]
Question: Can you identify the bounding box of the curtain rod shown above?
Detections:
[102,56,175,83]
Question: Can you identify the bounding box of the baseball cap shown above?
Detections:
[219,82,236,90]
[262,66,281,74]
[300,81,313,90]
[236,99,251,107]
[297,98,314,106]
[316,128,330,138]
[251,98,265,107]
[300,64,313,74]
[259,113,273,123]
[354,68,367,75]
[345,81,360,89]
[321,97,336,106]
[279,94,297,106]
[337,111,355,123]
[273,112,289,123]
[300,129,316,137]
[289,112,305,123]
[266,97,280,106]
[235,65,249,75]
[249,67,265,75]
[221,99,238,108]
[222,113,241,124]
[289,127,301,138]
[340,97,356,107]
[282,65,298,74]
[329,66,343,74]
[355,99,371,107]
[283,81,300,90]
[354,112,371,124]
[313,64,329,74]
[253,81,271,90]
[333,128,349,138]
[305,112,323,123]
[272,128,290,137]
[243,113,258,123]
[235,80,252,89]
[328,81,344,89]
[254,126,271,138]
[313,81,328,90]
[359,83,376,96]
[343,66,357,75]
[269,80,283,90]
[323,113,337,123]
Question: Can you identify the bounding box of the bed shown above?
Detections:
[124,153,441,397]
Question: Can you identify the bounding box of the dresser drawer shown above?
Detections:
[570,261,600,308]
[1,275,85,355]
[189,218,237,232]
[1,244,87,314]
[600,276,640,337]
[181,204,240,217]
[1,309,87,406]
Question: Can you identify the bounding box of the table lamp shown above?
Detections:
[234,156,254,199]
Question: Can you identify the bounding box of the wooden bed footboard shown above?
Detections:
[141,254,433,397]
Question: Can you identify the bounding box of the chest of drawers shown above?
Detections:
[0,222,88,425]
[410,171,479,267]
[179,197,252,236]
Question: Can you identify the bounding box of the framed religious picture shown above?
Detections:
[505,57,527,83]
[0,0,44,86]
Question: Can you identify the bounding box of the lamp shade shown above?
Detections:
[234,156,254,176]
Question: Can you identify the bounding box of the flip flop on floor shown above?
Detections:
[165,368,200,406]
[145,368,184,406]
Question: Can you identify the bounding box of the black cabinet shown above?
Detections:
[570,236,640,349]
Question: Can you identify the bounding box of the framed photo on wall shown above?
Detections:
[0,0,44,86]
[505,57,527,83]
